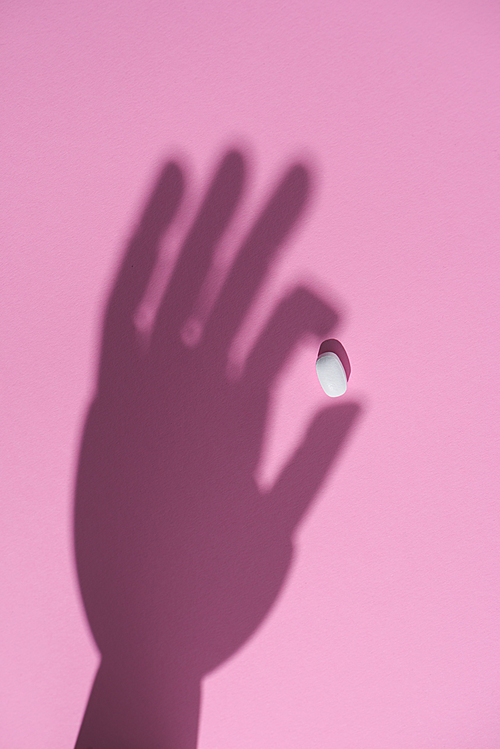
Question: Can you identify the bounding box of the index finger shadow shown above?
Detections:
[244,286,339,388]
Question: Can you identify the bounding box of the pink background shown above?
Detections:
[2,0,500,746]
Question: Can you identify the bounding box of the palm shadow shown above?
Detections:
[73,149,362,748]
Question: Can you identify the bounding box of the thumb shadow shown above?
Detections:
[73,150,362,748]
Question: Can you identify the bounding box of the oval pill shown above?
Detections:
[315,352,347,397]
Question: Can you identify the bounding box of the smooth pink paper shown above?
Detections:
[2,0,500,746]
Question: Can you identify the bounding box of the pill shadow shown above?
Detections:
[318,338,352,380]
[73,149,362,748]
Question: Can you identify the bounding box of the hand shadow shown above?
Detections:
[73,150,361,748]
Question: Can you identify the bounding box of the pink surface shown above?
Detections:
[2,0,500,746]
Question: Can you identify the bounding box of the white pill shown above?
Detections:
[316,352,347,397]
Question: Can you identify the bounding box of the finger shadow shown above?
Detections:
[73,149,362,748]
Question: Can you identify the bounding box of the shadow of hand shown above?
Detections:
[74,151,360,749]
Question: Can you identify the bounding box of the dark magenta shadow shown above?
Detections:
[73,149,362,748]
